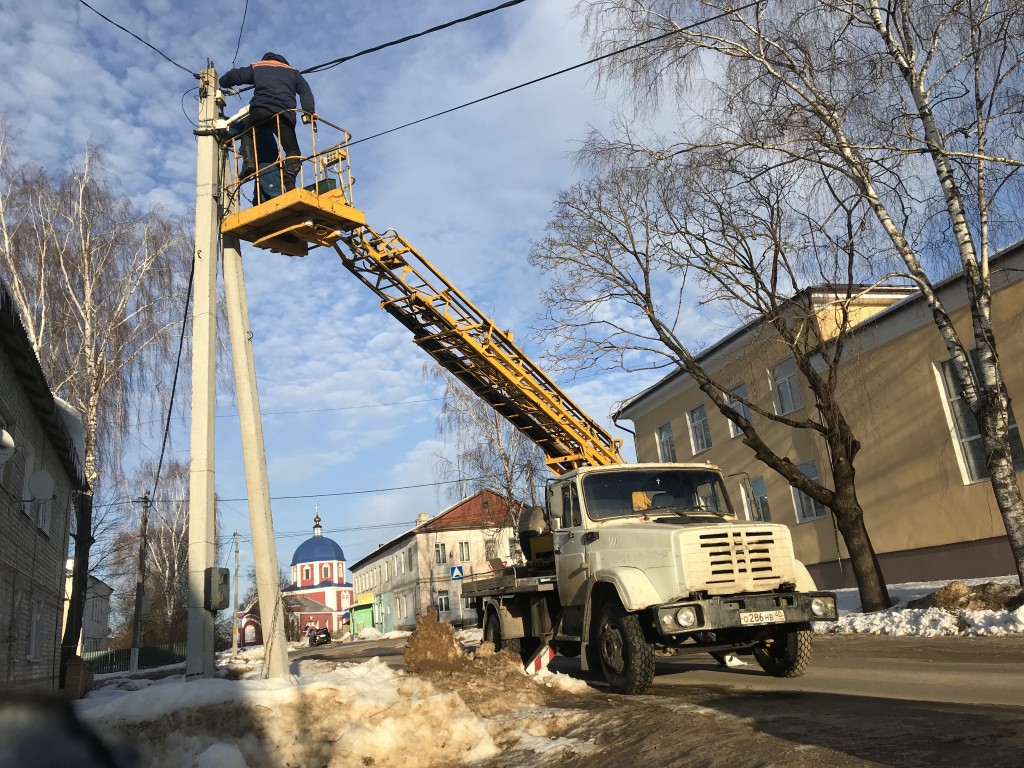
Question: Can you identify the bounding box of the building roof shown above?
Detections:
[613,257,1024,422]
[348,489,520,571]
[0,282,88,490]
[290,514,345,565]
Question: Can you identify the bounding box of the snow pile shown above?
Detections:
[356,626,383,640]
[821,575,1024,636]
[78,658,500,768]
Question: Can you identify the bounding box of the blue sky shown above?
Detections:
[3,0,714,580]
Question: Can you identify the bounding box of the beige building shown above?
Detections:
[62,558,113,655]
[616,247,1024,589]
[350,490,519,632]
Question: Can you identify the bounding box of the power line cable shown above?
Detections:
[150,253,196,500]
[302,0,529,75]
[91,474,489,510]
[349,1,759,147]
[75,0,196,76]
[231,0,250,68]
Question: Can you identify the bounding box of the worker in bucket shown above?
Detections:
[220,52,317,193]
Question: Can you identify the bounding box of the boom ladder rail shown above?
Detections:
[332,228,623,474]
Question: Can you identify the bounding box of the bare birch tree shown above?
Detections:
[0,127,193,669]
[426,364,547,562]
[565,0,1024,585]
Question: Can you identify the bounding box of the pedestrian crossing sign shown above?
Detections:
[450,566,463,580]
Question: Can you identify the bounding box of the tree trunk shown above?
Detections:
[831,490,890,612]
[978,402,1024,585]
[59,491,92,687]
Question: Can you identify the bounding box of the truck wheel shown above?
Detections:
[753,623,813,677]
[593,600,655,695]
[484,613,522,656]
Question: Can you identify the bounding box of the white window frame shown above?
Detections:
[687,404,712,454]
[655,422,677,462]
[303,566,311,581]
[436,589,450,614]
[434,542,447,565]
[0,412,13,490]
[937,351,1024,483]
[728,384,752,438]
[772,358,803,415]
[27,598,43,660]
[322,564,330,580]
[792,460,827,523]
[458,541,470,562]
[740,476,770,521]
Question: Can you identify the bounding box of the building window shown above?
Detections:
[303,566,311,581]
[485,539,499,560]
[728,384,752,438]
[436,589,450,614]
[772,358,802,415]
[20,444,36,519]
[0,412,13,489]
[741,476,771,521]
[938,352,1024,482]
[462,597,476,612]
[322,565,330,580]
[458,541,470,562]
[434,542,447,565]
[384,561,389,582]
[688,404,712,454]
[656,423,677,462]
[27,599,43,660]
[793,460,827,522]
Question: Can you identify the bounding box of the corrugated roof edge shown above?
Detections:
[0,281,89,491]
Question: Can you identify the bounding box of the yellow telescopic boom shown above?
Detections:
[220,114,623,474]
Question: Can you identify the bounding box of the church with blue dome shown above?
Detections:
[283,510,354,637]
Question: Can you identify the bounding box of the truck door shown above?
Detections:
[552,480,588,607]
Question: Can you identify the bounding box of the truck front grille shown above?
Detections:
[682,527,789,593]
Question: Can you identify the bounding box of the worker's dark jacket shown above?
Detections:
[220,53,314,125]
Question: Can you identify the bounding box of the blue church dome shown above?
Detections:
[290,514,345,565]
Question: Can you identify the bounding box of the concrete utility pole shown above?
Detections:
[186,63,289,679]
[223,234,289,678]
[186,65,222,678]
[129,491,150,673]
[231,530,239,655]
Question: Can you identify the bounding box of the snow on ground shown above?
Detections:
[820,575,1024,636]
[70,575,1022,766]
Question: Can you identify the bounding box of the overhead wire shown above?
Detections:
[231,0,250,68]
[74,0,196,76]
[91,475,490,510]
[149,252,196,501]
[302,0,529,75]
[349,0,761,147]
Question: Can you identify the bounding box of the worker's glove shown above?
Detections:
[301,113,317,124]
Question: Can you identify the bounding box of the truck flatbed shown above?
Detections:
[460,567,558,598]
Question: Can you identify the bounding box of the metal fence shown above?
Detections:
[82,642,187,675]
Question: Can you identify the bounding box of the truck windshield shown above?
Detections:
[581,469,733,521]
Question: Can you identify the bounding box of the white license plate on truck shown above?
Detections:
[739,609,785,625]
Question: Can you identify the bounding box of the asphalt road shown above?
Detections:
[291,633,1024,766]
[294,632,1024,707]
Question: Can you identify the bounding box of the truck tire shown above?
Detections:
[593,599,655,695]
[484,613,522,656]
[753,623,813,677]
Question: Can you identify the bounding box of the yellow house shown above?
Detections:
[615,247,1024,588]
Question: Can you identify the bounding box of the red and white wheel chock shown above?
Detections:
[525,644,557,675]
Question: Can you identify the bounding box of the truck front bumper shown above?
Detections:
[654,591,838,636]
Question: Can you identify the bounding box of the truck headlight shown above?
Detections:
[810,597,833,617]
[659,612,677,631]
[675,607,697,628]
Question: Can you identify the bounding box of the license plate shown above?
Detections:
[739,609,786,625]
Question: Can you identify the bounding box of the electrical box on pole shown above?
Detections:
[204,567,230,612]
